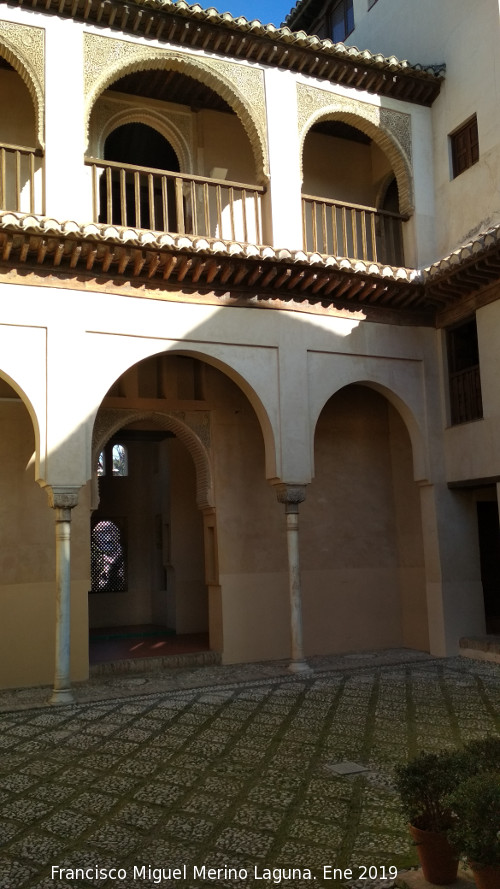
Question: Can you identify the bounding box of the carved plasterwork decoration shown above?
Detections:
[84,34,268,182]
[0,20,44,148]
[297,83,414,215]
[89,94,195,173]
[92,408,214,509]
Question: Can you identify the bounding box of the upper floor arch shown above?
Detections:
[298,91,414,216]
[0,23,44,149]
[84,36,269,184]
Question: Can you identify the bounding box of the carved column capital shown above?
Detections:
[45,486,80,515]
[274,483,307,514]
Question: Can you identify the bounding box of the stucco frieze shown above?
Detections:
[83,33,268,181]
[296,83,414,215]
[0,20,44,148]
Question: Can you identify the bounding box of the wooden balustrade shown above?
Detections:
[0,141,44,214]
[85,157,265,245]
[302,194,406,267]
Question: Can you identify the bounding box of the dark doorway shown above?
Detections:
[477,500,500,632]
[100,122,180,230]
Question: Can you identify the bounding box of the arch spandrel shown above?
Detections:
[0,21,45,149]
[297,83,414,216]
[84,33,269,183]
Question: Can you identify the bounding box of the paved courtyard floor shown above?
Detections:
[0,649,499,889]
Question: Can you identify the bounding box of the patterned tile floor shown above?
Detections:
[0,649,498,889]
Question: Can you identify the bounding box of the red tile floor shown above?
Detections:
[89,625,210,665]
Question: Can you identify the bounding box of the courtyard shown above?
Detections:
[0,649,498,889]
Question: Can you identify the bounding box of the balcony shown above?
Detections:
[0,142,44,215]
[85,157,265,246]
[302,194,406,267]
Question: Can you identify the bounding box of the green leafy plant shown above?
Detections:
[394,750,463,832]
[446,772,500,866]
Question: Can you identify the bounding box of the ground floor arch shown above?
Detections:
[300,384,429,655]
[88,349,289,667]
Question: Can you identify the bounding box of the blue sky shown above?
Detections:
[194,0,295,25]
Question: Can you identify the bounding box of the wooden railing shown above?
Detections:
[85,158,265,245]
[0,141,44,214]
[302,194,406,267]
[449,365,483,425]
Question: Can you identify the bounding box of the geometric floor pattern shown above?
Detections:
[0,652,499,889]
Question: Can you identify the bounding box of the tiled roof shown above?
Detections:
[0,0,444,105]
[0,212,428,319]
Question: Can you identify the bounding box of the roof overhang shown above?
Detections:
[3,213,500,326]
[0,0,444,106]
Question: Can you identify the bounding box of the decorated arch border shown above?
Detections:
[297,83,414,216]
[0,21,44,148]
[93,408,214,510]
[84,33,269,183]
[89,99,194,173]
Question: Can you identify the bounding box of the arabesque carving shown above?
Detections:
[0,20,44,148]
[89,94,194,172]
[92,408,214,510]
[297,84,414,215]
[84,34,268,182]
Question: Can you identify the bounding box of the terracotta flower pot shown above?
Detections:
[470,862,500,889]
[409,824,459,885]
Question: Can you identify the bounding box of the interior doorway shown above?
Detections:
[477,500,500,633]
[89,426,209,664]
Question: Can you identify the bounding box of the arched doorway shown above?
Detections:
[301,384,428,655]
[99,121,180,230]
[89,413,209,665]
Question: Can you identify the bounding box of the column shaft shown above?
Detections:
[51,507,74,704]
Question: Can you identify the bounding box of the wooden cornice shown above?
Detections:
[0,213,432,323]
[3,0,444,106]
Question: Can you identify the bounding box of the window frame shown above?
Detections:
[450,115,479,179]
[446,316,483,426]
[328,0,354,43]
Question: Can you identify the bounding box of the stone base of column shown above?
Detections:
[50,687,75,705]
[288,659,312,674]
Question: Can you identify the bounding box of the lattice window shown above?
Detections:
[91,519,126,592]
[97,451,105,476]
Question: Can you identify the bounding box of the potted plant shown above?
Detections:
[446,772,500,889]
[394,750,461,885]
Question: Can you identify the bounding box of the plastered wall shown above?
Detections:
[300,385,428,655]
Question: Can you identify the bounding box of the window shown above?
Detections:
[97,442,128,477]
[91,519,127,592]
[450,116,479,178]
[329,0,354,42]
[447,317,483,425]
[112,443,128,476]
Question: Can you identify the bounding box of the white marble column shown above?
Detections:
[275,484,311,674]
[46,487,80,704]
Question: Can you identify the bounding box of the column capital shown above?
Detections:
[45,486,80,512]
[274,483,306,513]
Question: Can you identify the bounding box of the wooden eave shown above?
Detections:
[425,232,500,325]
[3,0,443,106]
[0,218,433,323]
